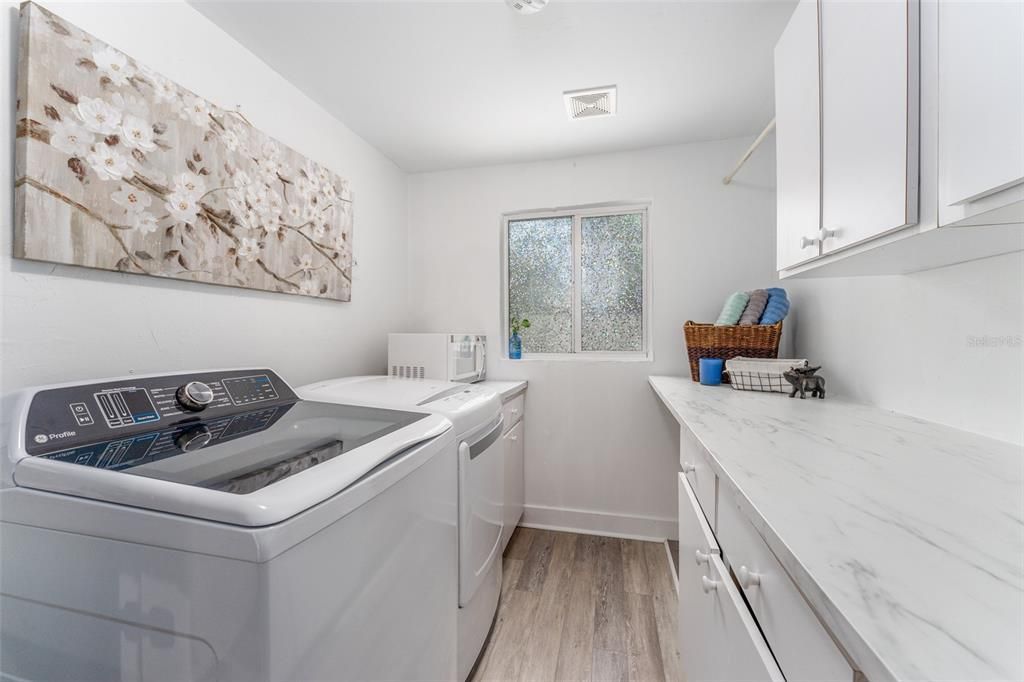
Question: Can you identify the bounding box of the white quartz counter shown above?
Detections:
[649,375,1023,682]
[477,380,527,402]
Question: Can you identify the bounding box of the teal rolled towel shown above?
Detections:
[715,291,750,326]
[739,289,769,326]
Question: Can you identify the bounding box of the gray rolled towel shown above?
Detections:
[738,289,770,326]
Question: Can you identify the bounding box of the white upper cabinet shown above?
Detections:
[773,0,1023,277]
[775,0,822,270]
[938,0,1024,226]
[819,0,919,252]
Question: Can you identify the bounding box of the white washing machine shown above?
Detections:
[0,369,458,682]
[298,376,505,681]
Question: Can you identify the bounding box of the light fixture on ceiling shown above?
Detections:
[564,86,617,121]
[505,0,549,15]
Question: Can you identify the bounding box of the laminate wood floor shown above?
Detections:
[470,528,681,682]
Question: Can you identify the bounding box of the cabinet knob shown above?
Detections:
[508,435,518,442]
[819,228,839,241]
[511,408,520,416]
[681,462,696,474]
[800,235,820,249]
[738,565,761,589]
[701,576,719,594]
[695,549,711,566]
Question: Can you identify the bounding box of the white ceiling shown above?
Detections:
[192,1,796,172]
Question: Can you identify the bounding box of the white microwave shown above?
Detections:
[388,333,487,383]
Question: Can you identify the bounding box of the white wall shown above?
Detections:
[407,138,778,539]
[1,3,407,413]
[787,252,1024,445]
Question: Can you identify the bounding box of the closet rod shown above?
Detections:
[722,117,776,185]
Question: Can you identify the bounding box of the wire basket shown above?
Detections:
[724,357,808,393]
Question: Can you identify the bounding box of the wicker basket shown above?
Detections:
[683,321,783,383]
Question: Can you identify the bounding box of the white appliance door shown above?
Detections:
[458,420,504,606]
[449,335,485,383]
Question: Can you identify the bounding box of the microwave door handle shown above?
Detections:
[475,342,485,379]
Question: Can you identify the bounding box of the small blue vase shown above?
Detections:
[509,332,522,360]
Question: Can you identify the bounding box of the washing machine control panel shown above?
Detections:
[23,369,297,456]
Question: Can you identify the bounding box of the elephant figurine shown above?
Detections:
[783,365,826,399]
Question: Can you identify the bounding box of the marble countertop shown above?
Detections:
[478,379,527,402]
[649,375,1023,682]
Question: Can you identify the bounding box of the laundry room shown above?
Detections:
[0,1,1021,681]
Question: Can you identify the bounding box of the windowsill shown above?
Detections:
[502,352,653,363]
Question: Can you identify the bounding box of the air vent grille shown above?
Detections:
[391,365,425,379]
[564,86,617,120]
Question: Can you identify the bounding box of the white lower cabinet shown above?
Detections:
[678,470,858,681]
[678,474,783,682]
[680,426,716,530]
[500,419,524,552]
[718,490,854,681]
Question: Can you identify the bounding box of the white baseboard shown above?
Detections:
[521,504,677,542]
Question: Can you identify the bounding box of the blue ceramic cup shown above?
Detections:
[699,358,724,386]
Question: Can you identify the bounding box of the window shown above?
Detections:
[503,204,649,357]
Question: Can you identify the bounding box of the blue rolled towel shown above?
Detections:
[759,287,789,324]
[738,289,769,326]
[715,291,749,326]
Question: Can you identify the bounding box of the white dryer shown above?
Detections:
[0,369,458,682]
[298,376,505,681]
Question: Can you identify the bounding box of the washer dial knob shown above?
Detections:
[174,425,212,452]
[176,381,214,412]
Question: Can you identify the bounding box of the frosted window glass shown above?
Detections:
[580,213,644,352]
[508,217,574,354]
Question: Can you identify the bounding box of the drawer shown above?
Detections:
[680,425,717,530]
[718,488,854,681]
[501,393,524,433]
[678,546,784,682]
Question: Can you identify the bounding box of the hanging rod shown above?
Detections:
[722,117,776,185]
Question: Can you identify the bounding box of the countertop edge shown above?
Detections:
[648,375,896,682]
[479,379,528,402]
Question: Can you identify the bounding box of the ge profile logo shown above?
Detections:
[34,434,48,444]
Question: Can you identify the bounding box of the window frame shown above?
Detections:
[501,202,652,362]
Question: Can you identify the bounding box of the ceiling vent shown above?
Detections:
[506,0,549,15]
[564,86,617,121]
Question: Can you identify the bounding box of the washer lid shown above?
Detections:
[12,400,452,527]
[298,376,502,436]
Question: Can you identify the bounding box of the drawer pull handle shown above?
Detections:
[738,565,761,589]
[695,549,711,566]
[681,462,696,473]
[701,576,719,594]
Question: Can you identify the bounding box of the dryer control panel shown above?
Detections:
[23,369,297,456]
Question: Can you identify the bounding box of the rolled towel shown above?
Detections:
[759,287,790,324]
[738,289,769,326]
[715,291,750,326]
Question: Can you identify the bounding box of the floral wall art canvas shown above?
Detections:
[14,3,353,301]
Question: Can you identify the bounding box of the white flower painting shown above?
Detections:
[14,2,353,301]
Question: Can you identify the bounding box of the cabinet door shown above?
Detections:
[820,0,919,252]
[775,0,822,269]
[939,0,1024,218]
[718,490,854,681]
[677,497,784,682]
[681,426,717,530]
[678,473,721,682]
[500,420,524,552]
